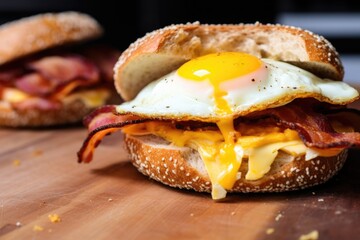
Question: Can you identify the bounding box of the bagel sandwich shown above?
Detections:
[78,22,360,200]
[0,11,121,127]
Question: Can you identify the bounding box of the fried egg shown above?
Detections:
[116,52,359,120]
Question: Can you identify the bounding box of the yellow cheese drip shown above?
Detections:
[2,88,31,102]
[63,89,110,107]
[215,117,241,190]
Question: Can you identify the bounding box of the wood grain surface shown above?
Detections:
[0,122,359,240]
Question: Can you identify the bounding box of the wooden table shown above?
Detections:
[0,121,359,240]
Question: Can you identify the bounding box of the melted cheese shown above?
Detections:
[215,117,241,192]
[1,87,109,108]
[2,88,31,102]
[123,122,343,200]
[63,89,110,107]
[245,140,304,180]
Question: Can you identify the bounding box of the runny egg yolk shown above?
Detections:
[177,52,262,115]
[177,52,263,195]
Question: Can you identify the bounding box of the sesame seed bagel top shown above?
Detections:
[114,22,344,101]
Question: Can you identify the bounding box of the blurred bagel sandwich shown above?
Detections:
[0,11,121,127]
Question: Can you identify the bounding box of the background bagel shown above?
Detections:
[0,11,121,128]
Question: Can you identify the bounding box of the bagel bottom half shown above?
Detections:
[0,99,92,127]
[125,134,347,194]
[0,88,118,128]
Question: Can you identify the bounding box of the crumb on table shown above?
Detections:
[33,225,44,232]
[32,149,43,156]
[299,230,319,240]
[12,159,21,166]
[48,214,61,223]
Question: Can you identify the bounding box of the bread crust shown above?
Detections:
[125,135,347,194]
[114,22,344,101]
[0,11,103,65]
[0,98,96,128]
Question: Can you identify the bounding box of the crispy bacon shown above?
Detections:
[15,55,100,97]
[15,73,54,96]
[83,105,118,128]
[81,45,122,82]
[28,55,99,83]
[77,103,360,164]
[246,104,360,148]
[325,108,360,132]
[77,105,148,163]
[0,55,98,100]
[0,46,121,110]
[84,105,144,132]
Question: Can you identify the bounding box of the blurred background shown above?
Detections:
[0,0,360,84]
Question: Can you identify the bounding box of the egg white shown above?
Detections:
[116,59,359,120]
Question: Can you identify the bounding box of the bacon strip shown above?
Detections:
[16,55,100,97]
[0,46,121,110]
[77,103,360,164]
[15,73,54,96]
[77,105,148,163]
[29,55,99,84]
[325,108,360,132]
[247,104,360,148]
[81,45,122,82]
